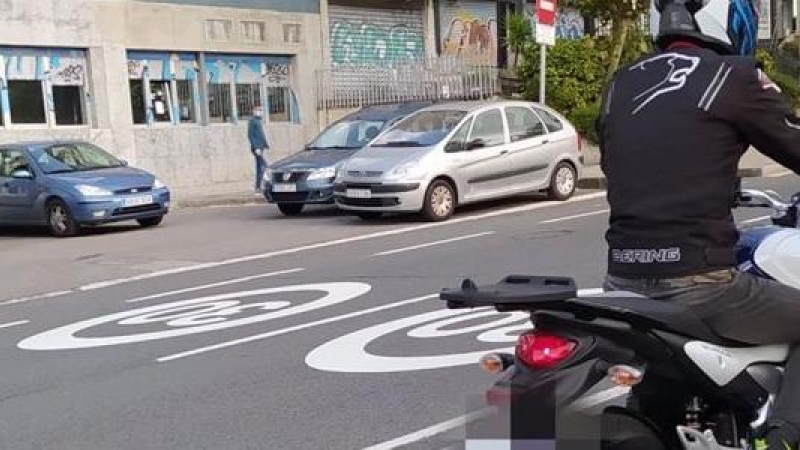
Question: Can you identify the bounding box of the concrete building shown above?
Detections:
[0,0,323,191]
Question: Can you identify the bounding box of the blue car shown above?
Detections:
[0,140,170,237]
[263,101,434,216]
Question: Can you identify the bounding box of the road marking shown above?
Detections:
[361,407,496,450]
[71,192,607,292]
[0,291,73,307]
[373,232,496,257]
[0,320,29,330]
[157,293,439,362]
[364,386,629,450]
[540,209,609,224]
[126,268,305,303]
[305,289,603,373]
[766,170,794,178]
[571,386,630,410]
[19,283,371,351]
[742,215,772,224]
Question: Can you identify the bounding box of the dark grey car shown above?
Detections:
[263,101,433,216]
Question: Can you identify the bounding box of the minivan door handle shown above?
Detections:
[499,149,509,155]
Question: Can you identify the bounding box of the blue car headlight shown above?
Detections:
[153,178,166,189]
[307,166,337,181]
[75,184,113,197]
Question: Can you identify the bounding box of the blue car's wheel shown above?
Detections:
[137,216,164,228]
[46,199,79,238]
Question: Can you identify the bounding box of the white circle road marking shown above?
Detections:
[305,308,529,373]
[306,288,607,373]
[18,282,371,351]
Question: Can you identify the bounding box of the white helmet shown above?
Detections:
[650,0,760,55]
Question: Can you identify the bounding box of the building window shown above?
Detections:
[236,83,260,120]
[202,54,298,124]
[127,51,199,126]
[129,79,146,124]
[176,80,195,123]
[0,47,88,127]
[268,87,289,122]
[283,24,302,44]
[242,21,266,43]
[8,80,46,124]
[205,19,232,42]
[208,82,232,123]
[53,85,84,125]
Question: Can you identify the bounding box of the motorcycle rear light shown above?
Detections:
[515,332,577,369]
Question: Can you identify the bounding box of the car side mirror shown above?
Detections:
[11,169,33,179]
[466,138,485,150]
[119,159,129,167]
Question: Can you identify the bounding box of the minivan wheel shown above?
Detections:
[422,179,455,222]
[47,199,80,237]
[277,203,304,216]
[548,162,577,201]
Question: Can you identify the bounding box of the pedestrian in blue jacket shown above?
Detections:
[248,106,270,192]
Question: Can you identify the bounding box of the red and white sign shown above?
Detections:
[536,0,557,26]
[535,0,558,46]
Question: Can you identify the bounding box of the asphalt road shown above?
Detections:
[0,172,797,450]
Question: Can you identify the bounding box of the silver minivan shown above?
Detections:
[333,100,584,221]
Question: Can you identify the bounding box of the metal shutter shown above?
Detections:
[438,0,498,66]
[328,4,426,65]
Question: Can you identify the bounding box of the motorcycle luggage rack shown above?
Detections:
[440,275,578,312]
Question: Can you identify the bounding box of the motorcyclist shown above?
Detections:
[596,1,800,448]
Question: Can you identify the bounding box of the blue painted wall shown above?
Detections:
[135,0,319,14]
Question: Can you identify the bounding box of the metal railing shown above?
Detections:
[315,55,501,110]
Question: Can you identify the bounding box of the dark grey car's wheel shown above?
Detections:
[548,162,577,201]
[422,179,455,222]
[137,216,164,228]
[278,203,304,216]
[47,199,79,237]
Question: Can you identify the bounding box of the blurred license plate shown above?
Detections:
[346,188,372,199]
[273,183,297,192]
[123,195,153,207]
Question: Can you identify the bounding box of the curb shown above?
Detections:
[173,166,772,209]
[577,167,765,191]
[174,194,267,209]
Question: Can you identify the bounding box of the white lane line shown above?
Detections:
[540,209,609,224]
[571,386,630,410]
[126,268,305,303]
[157,293,439,362]
[373,232,496,257]
[742,215,772,224]
[0,320,29,330]
[0,291,73,307]
[75,192,607,292]
[766,170,794,178]
[361,407,496,450]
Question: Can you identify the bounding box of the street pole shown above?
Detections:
[539,43,546,104]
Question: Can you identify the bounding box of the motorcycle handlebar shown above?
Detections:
[735,188,792,213]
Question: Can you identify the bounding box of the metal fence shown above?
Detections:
[315,55,501,110]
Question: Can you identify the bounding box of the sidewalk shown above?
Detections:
[576,144,783,190]
[170,144,784,209]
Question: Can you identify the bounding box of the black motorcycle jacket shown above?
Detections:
[597,43,800,278]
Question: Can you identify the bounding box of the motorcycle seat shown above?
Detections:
[569,291,747,346]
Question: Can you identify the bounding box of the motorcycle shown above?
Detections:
[440,186,800,450]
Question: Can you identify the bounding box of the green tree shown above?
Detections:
[562,0,649,76]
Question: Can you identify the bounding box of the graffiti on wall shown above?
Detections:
[524,5,584,40]
[441,14,497,66]
[330,20,425,65]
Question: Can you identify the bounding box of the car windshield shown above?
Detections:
[306,119,386,150]
[371,110,467,148]
[31,143,124,174]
